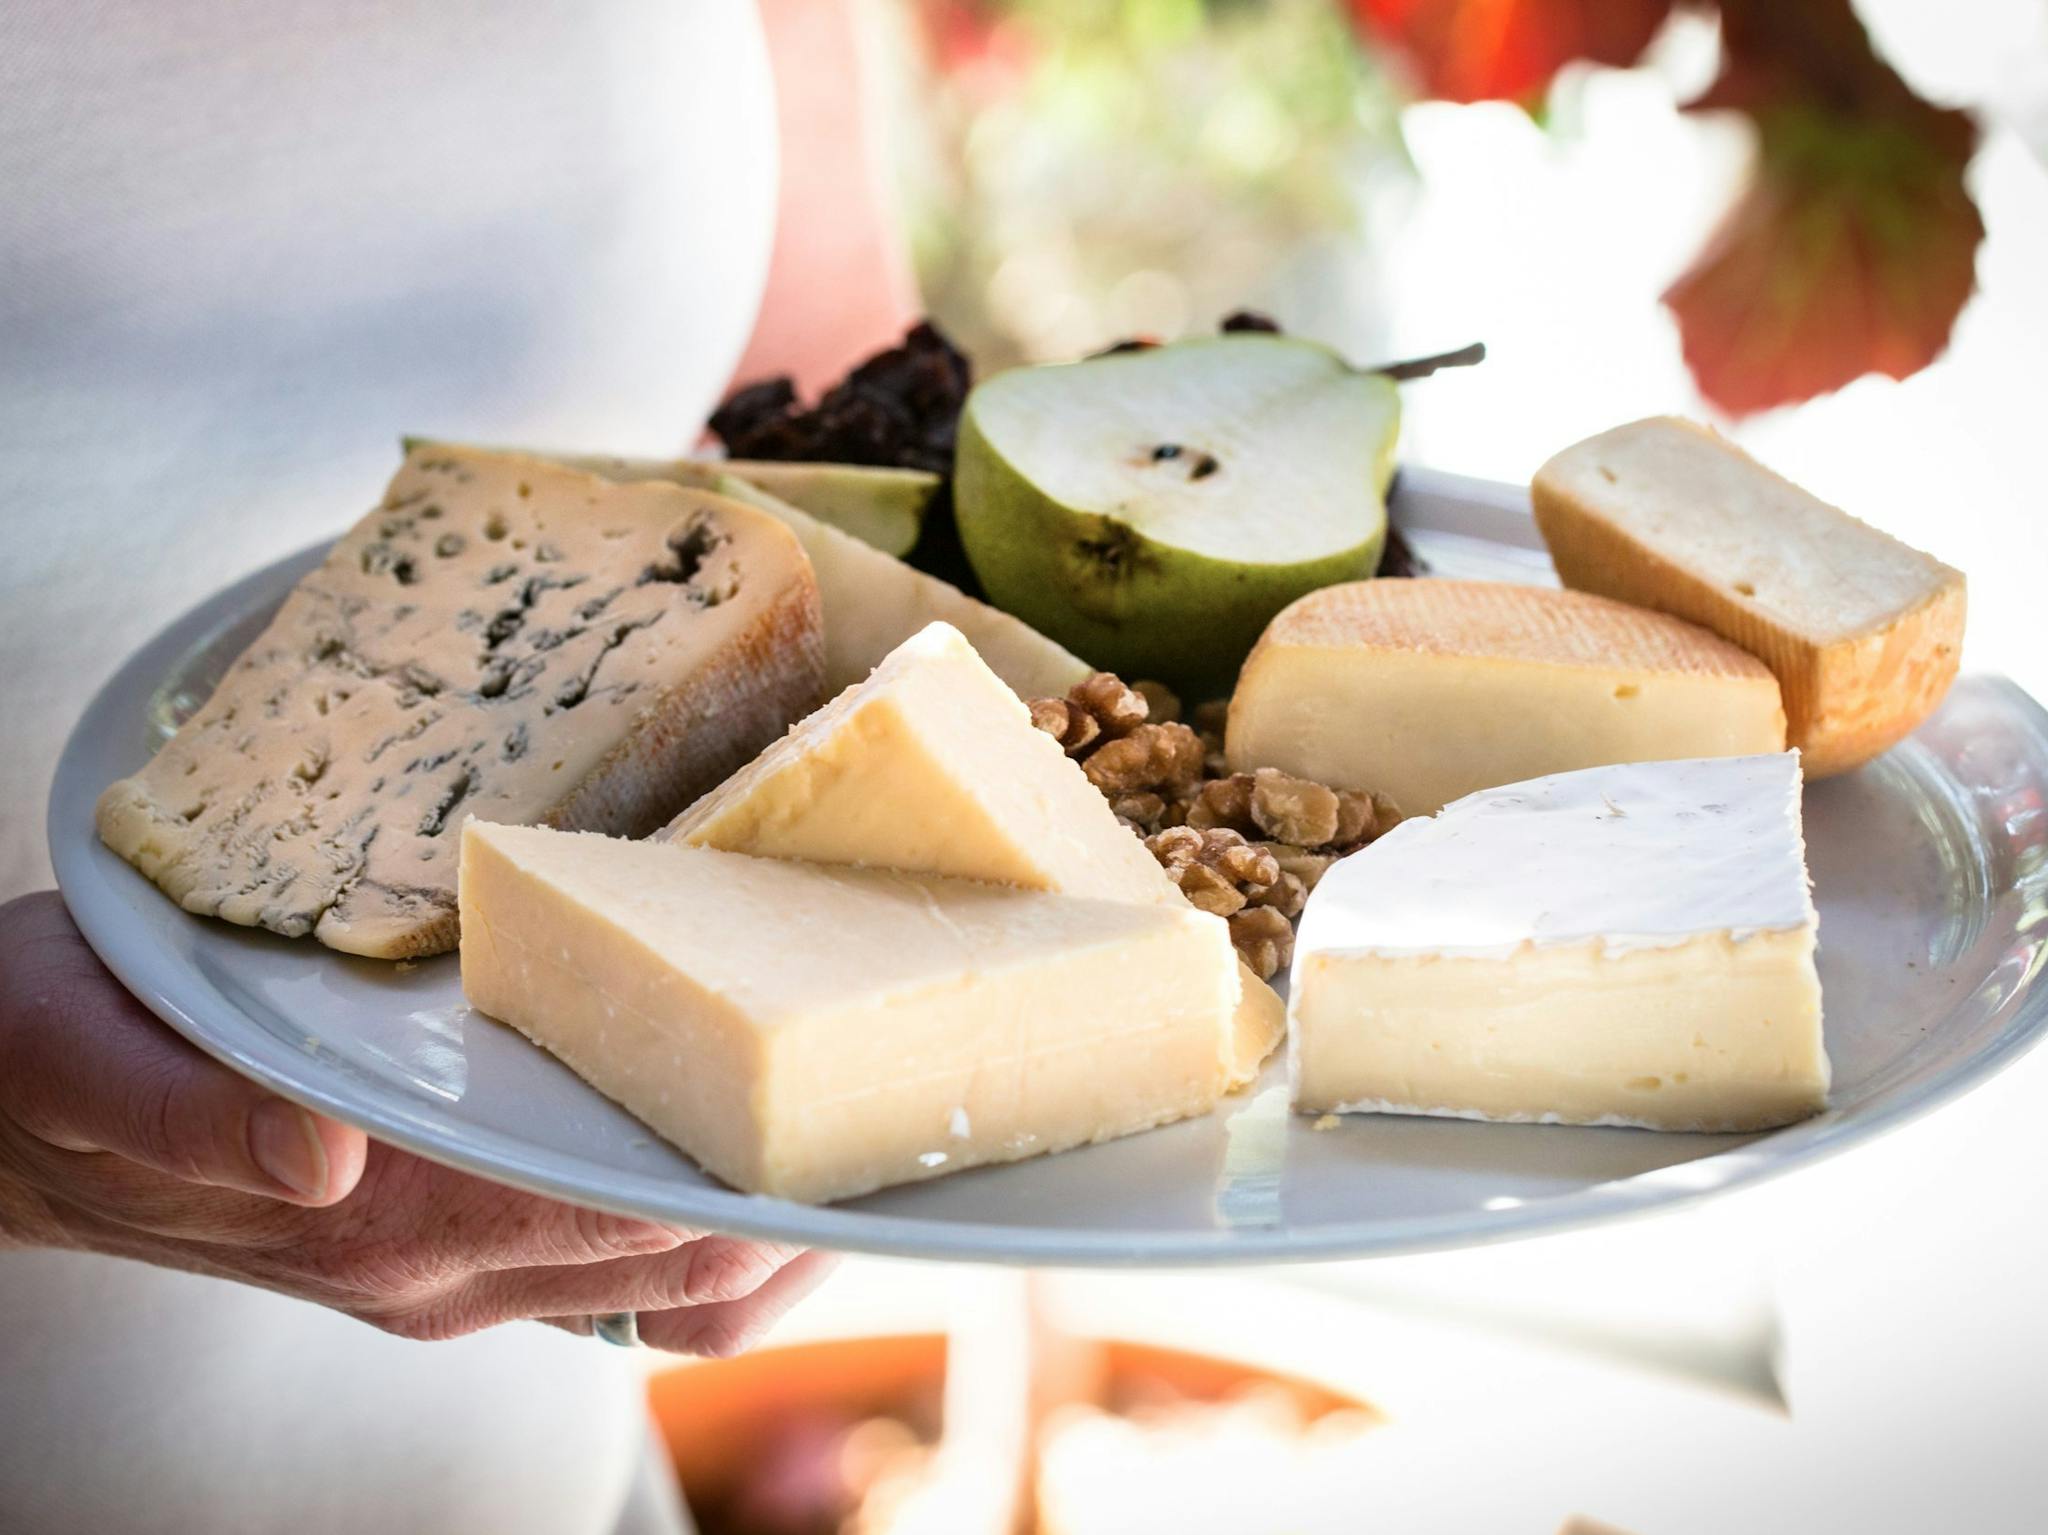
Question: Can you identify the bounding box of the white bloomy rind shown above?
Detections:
[1295,752,1816,962]
[1287,753,1829,1132]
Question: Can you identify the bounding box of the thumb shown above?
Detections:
[0,892,369,1206]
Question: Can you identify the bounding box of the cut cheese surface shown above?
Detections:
[96,448,824,958]
[458,821,1240,1203]
[487,441,1090,698]
[668,622,1169,895]
[667,621,1284,1082]
[1227,579,1786,817]
[514,447,939,557]
[1289,753,1828,1131]
[1533,417,1965,777]
[710,474,1094,699]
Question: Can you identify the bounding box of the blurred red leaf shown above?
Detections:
[1665,0,1983,414]
[919,0,1033,102]
[1349,0,1672,103]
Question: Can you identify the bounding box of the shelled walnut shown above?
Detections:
[1027,670,1403,979]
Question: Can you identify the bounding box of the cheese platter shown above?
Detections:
[48,435,2048,1264]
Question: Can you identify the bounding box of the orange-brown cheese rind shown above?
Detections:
[1226,578,1786,817]
[1532,417,1965,778]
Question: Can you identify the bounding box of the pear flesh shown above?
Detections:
[955,335,1397,697]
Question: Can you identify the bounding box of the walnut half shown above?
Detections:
[1025,669,1401,979]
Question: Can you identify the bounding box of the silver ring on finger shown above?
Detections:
[590,1310,640,1348]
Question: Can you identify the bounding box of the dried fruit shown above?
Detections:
[1219,310,1283,333]
[709,322,971,477]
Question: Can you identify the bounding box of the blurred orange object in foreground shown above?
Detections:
[649,1332,1376,1535]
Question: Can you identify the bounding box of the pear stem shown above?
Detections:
[1370,341,1487,381]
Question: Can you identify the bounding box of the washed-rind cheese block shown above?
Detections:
[1289,753,1828,1131]
[1533,417,1966,778]
[459,822,1241,1203]
[666,621,1284,1084]
[1226,579,1785,817]
[712,473,1093,699]
[96,449,824,958]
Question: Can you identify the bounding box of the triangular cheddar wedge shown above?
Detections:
[666,622,1284,1082]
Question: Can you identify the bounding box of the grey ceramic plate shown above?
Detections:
[48,468,2048,1265]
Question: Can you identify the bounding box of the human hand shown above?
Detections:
[0,892,832,1353]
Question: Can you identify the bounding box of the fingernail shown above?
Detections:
[250,1100,329,1199]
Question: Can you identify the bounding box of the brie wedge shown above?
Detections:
[1289,752,1828,1132]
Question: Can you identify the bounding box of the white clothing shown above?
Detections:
[0,1,777,1529]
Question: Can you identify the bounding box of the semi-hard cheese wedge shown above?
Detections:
[712,473,1094,698]
[1226,579,1785,817]
[667,621,1284,1083]
[559,451,939,558]
[1533,417,1966,777]
[459,822,1241,1202]
[1290,753,1828,1131]
[96,448,824,958]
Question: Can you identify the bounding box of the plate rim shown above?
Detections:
[45,478,2048,1266]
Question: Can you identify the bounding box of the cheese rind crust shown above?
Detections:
[459,823,1240,1203]
[97,449,825,958]
[1532,417,1965,778]
[1227,579,1786,816]
[666,622,1283,1083]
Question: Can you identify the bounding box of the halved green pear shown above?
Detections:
[955,335,1398,697]
[401,439,937,557]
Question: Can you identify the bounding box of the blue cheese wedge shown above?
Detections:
[1289,753,1828,1131]
[96,447,824,958]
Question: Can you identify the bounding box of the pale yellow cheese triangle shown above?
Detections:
[666,621,1283,1082]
